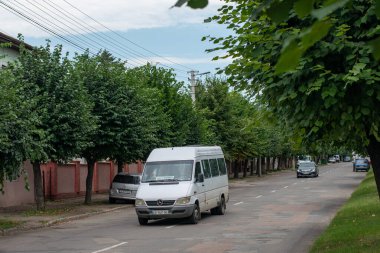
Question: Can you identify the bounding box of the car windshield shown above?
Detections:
[299,163,315,169]
[142,160,193,182]
[356,159,368,164]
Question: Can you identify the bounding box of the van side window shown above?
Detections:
[195,162,202,179]
[202,160,211,178]
[217,158,227,175]
[209,159,219,177]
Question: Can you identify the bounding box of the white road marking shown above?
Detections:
[166,225,177,229]
[293,182,297,185]
[234,201,244,206]
[271,190,276,193]
[91,242,128,253]
[283,186,288,189]
[255,195,262,198]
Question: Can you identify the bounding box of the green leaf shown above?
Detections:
[375,0,380,18]
[275,40,303,74]
[301,19,332,49]
[361,107,370,115]
[187,0,208,9]
[172,0,189,7]
[351,62,366,75]
[294,0,314,18]
[312,0,350,20]
[266,0,296,24]
[368,36,380,60]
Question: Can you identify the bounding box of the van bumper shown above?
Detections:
[135,204,195,219]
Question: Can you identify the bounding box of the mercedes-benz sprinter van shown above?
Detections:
[135,146,229,225]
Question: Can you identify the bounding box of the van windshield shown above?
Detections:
[142,160,193,183]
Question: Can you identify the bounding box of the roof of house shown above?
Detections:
[0,32,33,51]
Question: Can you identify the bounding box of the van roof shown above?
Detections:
[147,146,224,162]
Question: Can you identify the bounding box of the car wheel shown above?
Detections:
[138,217,148,225]
[109,197,116,204]
[189,203,201,224]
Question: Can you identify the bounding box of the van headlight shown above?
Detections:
[135,198,146,206]
[176,197,191,205]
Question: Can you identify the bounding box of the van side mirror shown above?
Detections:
[196,173,204,183]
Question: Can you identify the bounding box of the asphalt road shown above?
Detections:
[0,162,366,253]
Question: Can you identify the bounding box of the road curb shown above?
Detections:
[1,205,130,236]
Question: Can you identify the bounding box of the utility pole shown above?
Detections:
[188,70,198,103]
[188,70,210,103]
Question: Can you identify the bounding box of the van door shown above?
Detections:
[193,161,206,211]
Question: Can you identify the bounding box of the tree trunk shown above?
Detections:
[257,156,262,177]
[250,159,255,176]
[233,160,239,179]
[367,135,380,199]
[117,160,124,173]
[243,159,248,178]
[85,158,96,204]
[32,161,45,210]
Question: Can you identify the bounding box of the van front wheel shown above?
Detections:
[138,217,148,225]
[189,204,201,224]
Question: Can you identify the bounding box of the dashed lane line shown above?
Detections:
[234,201,244,206]
[91,242,128,253]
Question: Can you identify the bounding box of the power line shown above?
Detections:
[1,0,198,76]
[10,0,143,67]
[0,0,93,55]
[61,0,192,72]
[39,0,154,65]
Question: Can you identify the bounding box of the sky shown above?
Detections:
[0,0,232,83]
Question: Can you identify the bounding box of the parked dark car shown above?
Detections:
[297,161,319,178]
[109,173,141,203]
[353,159,370,172]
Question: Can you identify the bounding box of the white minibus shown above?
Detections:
[135,146,229,225]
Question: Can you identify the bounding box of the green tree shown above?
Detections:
[0,67,36,192]
[12,43,95,209]
[74,52,162,204]
[207,0,380,198]
[132,64,198,147]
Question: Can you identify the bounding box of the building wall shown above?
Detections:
[0,47,19,67]
[0,160,143,208]
[57,164,75,194]
[0,161,35,207]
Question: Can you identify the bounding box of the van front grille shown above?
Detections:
[146,200,175,206]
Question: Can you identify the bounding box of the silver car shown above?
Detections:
[109,173,141,203]
[297,161,319,178]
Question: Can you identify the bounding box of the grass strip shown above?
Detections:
[310,169,380,253]
[0,219,23,230]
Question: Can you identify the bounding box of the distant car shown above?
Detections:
[334,155,340,162]
[297,161,319,178]
[328,157,336,163]
[353,159,370,172]
[109,173,141,203]
[343,156,351,162]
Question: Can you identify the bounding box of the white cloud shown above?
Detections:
[0,0,224,38]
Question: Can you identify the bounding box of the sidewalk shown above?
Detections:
[0,193,132,236]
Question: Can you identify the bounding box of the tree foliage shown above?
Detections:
[206,0,380,197]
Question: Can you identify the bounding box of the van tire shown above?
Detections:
[189,203,201,224]
[215,196,226,215]
[109,197,116,204]
[138,217,148,225]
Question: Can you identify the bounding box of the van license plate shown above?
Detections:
[119,189,131,194]
[152,210,169,215]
